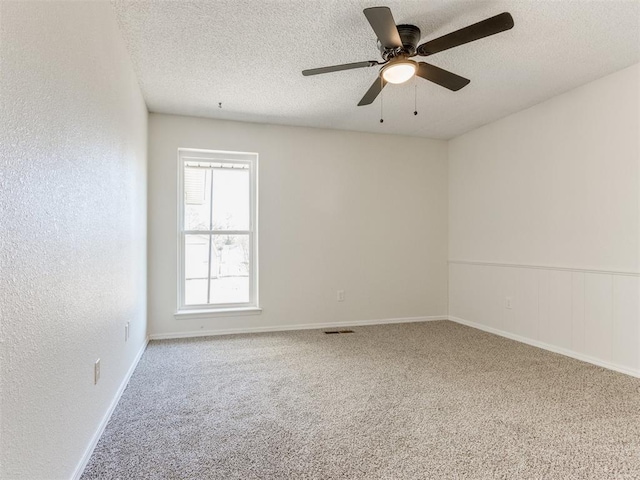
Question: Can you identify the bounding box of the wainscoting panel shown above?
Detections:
[449,261,640,376]
[584,273,613,362]
[571,272,586,354]
[613,275,640,369]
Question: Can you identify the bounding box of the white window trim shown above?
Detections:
[176,148,259,316]
[174,307,263,320]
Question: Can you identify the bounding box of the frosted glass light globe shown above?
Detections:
[382,62,417,84]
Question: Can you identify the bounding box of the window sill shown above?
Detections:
[174,307,262,320]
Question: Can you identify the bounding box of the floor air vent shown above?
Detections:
[324,330,354,334]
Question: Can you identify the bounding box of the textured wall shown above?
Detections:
[448,64,640,375]
[0,2,147,479]
[148,114,449,337]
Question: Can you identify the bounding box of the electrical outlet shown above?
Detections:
[94,359,100,385]
[337,290,345,302]
[125,322,130,342]
[505,297,513,309]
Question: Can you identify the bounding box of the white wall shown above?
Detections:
[148,114,448,337]
[448,64,640,376]
[0,2,148,479]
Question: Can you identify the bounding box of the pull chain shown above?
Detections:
[380,77,384,123]
[414,78,418,116]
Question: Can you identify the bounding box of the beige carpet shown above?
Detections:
[82,321,640,479]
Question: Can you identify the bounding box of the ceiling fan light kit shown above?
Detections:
[302,6,514,107]
[381,59,417,84]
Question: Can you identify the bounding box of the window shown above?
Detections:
[177,149,258,314]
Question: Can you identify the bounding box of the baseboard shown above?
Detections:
[448,316,640,378]
[71,337,150,480]
[149,315,448,340]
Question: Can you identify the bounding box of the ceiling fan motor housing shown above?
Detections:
[378,24,422,59]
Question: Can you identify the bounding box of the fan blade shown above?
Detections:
[416,62,470,91]
[358,77,387,106]
[302,61,378,76]
[417,12,514,57]
[363,7,402,49]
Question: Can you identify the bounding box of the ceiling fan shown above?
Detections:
[302,7,514,106]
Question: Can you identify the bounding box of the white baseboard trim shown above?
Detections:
[448,316,640,378]
[71,337,150,480]
[149,315,448,340]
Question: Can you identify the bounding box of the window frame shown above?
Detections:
[176,148,259,315]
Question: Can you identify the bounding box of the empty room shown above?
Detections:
[1,0,639,479]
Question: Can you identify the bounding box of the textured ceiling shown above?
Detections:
[112,0,640,139]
